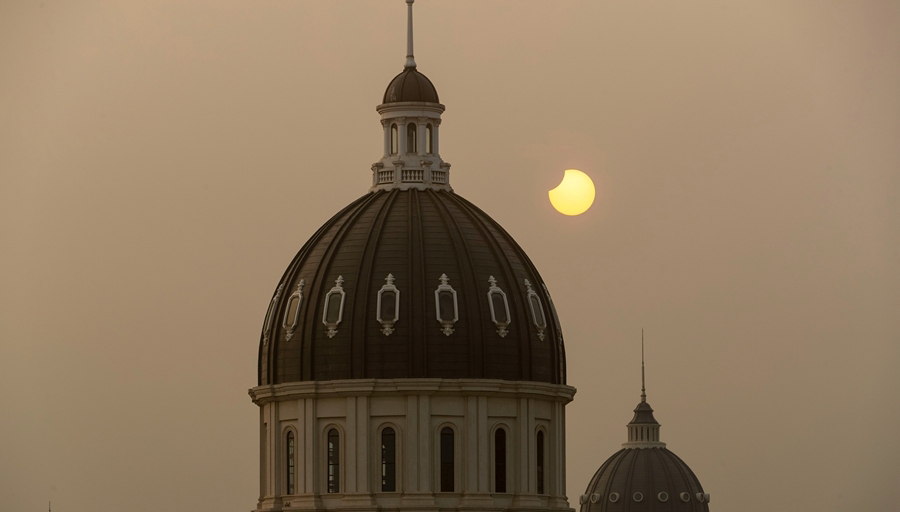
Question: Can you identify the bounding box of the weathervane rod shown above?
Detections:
[641,329,646,403]
[405,0,417,68]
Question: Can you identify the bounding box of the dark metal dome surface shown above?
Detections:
[581,447,709,512]
[383,67,440,104]
[258,188,566,385]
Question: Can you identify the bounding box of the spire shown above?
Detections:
[405,0,417,69]
[622,329,665,448]
[641,328,646,403]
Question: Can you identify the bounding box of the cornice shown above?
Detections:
[249,378,576,405]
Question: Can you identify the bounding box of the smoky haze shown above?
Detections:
[1,1,898,511]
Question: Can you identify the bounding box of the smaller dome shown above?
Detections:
[580,396,711,512]
[581,447,710,512]
[383,67,440,104]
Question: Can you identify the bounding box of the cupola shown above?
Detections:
[371,0,450,192]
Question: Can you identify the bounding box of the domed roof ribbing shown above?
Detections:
[581,444,709,512]
[383,66,440,104]
[257,188,566,385]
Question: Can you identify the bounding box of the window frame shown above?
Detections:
[325,427,342,494]
[493,426,508,493]
[376,274,400,336]
[536,428,546,495]
[262,284,285,345]
[322,276,346,338]
[524,279,548,341]
[282,279,306,341]
[434,274,459,336]
[437,425,457,492]
[380,426,397,492]
[286,429,296,495]
[486,276,511,338]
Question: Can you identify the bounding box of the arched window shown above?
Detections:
[494,428,507,493]
[425,124,433,154]
[286,431,295,495]
[407,123,417,154]
[381,427,396,492]
[440,427,454,492]
[327,429,340,493]
[536,431,545,494]
[391,124,398,154]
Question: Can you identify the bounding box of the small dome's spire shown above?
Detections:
[405,0,417,69]
[623,330,666,448]
[641,328,647,403]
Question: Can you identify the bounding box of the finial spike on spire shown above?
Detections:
[641,329,646,403]
[405,0,417,68]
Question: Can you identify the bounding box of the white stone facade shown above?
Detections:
[249,379,576,512]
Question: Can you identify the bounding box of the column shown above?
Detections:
[356,396,370,493]
[465,396,478,492]
[398,118,408,155]
[260,408,267,499]
[418,394,432,491]
[432,122,440,157]
[406,395,419,490]
[297,399,306,493]
[417,118,427,157]
[518,398,529,493]
[383,120,391,158]
[477,396,489,492]
[304,399,317,494]
[268,402,279,497]
[527,399,536,493]
[346,396,357,493]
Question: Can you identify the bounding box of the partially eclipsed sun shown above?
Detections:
[549,169,595,216]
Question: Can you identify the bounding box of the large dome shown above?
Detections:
[257,188,567,385]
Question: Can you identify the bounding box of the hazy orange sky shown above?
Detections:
[1,1,898,511]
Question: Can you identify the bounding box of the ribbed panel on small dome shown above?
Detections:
[383,67,440,103]
[258,189,566,385]
[582,448,709,512]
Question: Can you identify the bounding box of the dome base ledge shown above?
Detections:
[369,182,454,193]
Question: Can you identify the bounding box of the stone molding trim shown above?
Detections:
[249,378,577,405]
